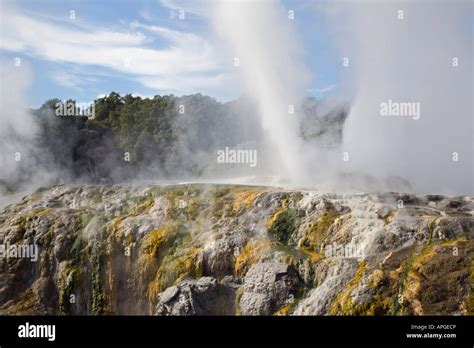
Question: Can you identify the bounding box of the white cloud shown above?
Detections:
[160,0,210,17]
[52,70,98,90]
[0,4,224,94]
[138,72,226,91]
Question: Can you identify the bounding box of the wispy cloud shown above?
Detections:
[160,0,210,17]
[0,3,224,94]
[51,70,98,90]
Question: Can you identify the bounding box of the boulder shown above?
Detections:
[155,277,235,315]
[239,262,300,315]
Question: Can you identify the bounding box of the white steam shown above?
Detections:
[0,60,37,188]
[323,1,473,194]
[212,1,311,184]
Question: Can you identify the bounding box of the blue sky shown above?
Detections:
[0,0,341,106]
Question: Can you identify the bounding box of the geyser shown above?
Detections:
[212,1,311,185]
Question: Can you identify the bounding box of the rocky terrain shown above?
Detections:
[0,184,472,315]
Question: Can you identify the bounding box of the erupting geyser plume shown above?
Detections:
[212,1,312,185]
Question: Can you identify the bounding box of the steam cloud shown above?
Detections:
[212,1,312,185]
[0,60,39,191]
[320,1,473,194]
[211,0,473,194]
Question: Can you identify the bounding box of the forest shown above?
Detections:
[4,93,347,190]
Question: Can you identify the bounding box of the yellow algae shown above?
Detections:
[329,261,367,315]
[235,240,271,276]
[301,210,339,252]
